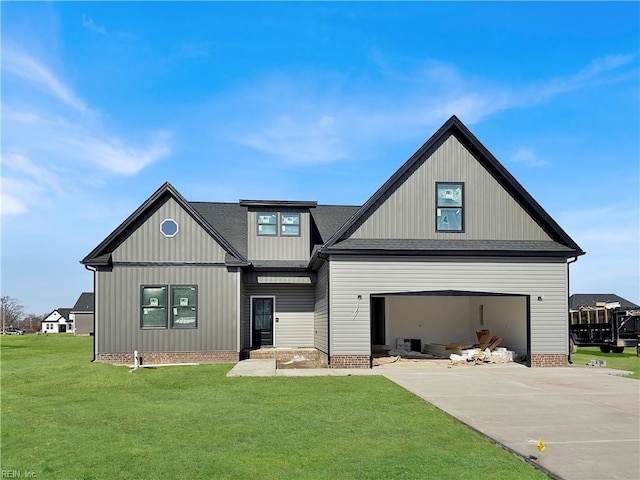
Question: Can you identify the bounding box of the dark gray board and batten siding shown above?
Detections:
[348,135,553,241]
[96,266,239,354]
[113,198,228,263]
[95,198,240,355]
[247,210,312,261]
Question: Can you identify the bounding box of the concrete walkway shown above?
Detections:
[226,358,640,480]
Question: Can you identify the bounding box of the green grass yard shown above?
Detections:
[0,335,550,480]
[571,346,640,379]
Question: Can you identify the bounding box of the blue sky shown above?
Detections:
[1,2,639,315]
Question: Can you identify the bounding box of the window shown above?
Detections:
[436,182,464,232]
[141,286,168,328]
[257,213,277,236]
[171,286,197,328]
[141,285,198,329]
[280,213,300,236]
[160,219,179,237]
[257,212,301,236]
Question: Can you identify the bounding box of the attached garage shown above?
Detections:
[327,255,570,368]
[371,290,529,363]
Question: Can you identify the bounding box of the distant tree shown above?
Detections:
[1,296,24,329]
[23,313,44,333]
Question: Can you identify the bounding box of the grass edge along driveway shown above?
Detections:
[1,335,550,479]
[572,347,640,379]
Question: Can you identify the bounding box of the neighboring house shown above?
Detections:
[569,294,639,311]
[41,308,73,333]
[82,116,584,368]
[70,292,94,336]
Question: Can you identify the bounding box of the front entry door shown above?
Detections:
[252,297,274,348]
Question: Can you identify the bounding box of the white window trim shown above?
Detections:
[160,218,179,238]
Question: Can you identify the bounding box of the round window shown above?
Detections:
[160,219,179,237]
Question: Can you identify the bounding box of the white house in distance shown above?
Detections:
[41,308,73,333]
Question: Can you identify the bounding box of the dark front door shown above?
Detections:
[252,297,274,348]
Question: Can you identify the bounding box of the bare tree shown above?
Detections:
[1,296,24,331]
[23,313,44,333]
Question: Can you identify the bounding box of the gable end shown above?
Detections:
[324,116,584,256]
[82,183,248,267]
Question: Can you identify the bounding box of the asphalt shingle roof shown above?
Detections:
[311,205,360,244]
[191,201,360,257]
[327,238,575,253]
[72,292,94,312]
[191,202,249,258]
[569,294,639,310]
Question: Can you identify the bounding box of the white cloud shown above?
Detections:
[65,131,173,175]
[0,151,63,217]
[1,48,172,217]
[0,176,45,217]
[535,54,636,101]
[2,46,89,113]
[240,114,348,165]
[227,54,635,165]
[509,147,548,167]
[576,54,635,80]
[82,14,107,35]
[2,151,57,184]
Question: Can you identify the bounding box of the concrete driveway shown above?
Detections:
[379,361,640,480]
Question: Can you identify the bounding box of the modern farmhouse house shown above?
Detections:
[82,116,584,367]
[41,308,73,334]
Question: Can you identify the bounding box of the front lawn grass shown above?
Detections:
[572,346,640,379]
[1,335,549,479]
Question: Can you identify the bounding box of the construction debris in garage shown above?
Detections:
[448,330,513,364]
[449,347,514,365]
[375,330,515,366]
[422,329,515,365]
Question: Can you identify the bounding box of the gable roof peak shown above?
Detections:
[322,116,584,256]
[81,182,248,266]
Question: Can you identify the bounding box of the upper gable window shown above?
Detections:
[436,183,464,232]
[257,213,278,236]
[160,219,179,237]
[281,213,300,236]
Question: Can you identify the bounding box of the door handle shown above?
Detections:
[275,317,279,323]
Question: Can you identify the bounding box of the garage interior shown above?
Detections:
[371,290,530,365]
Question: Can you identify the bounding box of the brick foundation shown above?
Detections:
[95,351,239,365]
[249,348,324,364]
[531,354,568,367]
[330,355,371,369]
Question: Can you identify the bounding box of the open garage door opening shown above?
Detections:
[371,290,531,366]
